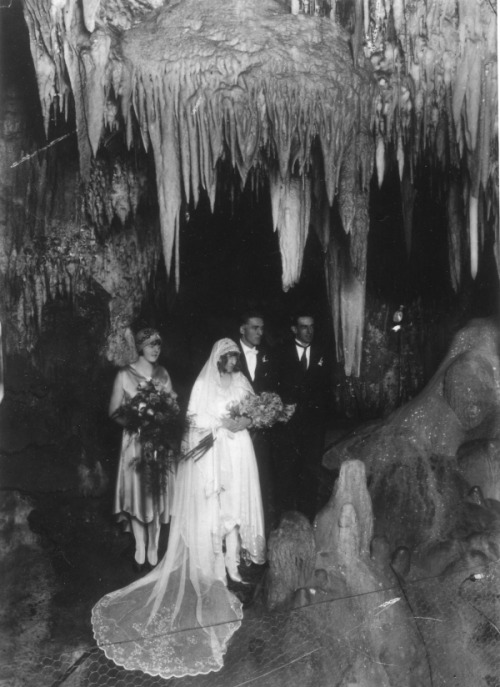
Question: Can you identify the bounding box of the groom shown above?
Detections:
[274,312,332,522]
[237,311,277,534]
[238,311,276,393]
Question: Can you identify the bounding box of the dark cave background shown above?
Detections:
[1,0,499,493]
[0,0,499,446]
[1,5,500,684]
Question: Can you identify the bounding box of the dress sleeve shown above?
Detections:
[187,378,222,431]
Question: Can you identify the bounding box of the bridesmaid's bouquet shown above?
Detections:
[113,379,182,495]
[228,392,296,429]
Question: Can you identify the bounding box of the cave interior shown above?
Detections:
[0,0,499,685]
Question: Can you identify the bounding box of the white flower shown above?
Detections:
[318,357,324,366]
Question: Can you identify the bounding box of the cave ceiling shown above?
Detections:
[8,0,500,373]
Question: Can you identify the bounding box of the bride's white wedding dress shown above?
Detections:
[91,339,265,678]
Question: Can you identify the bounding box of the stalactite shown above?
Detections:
[446,181,463,292]
[338,134,356,236]
[81,28,112,158]
[17,0,499,374]
[82,0,101,33]
[469,195,479,280]
[144,79,182,286]
[401,171,415,258]
[325,233,343,365]
[375,136,385,187]
[270,171,311,291]
[397,134,404,181]
[325,232,365,377]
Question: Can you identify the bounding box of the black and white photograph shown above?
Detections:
[0,0,499,685]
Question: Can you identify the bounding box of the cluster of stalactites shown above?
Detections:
[5,145,159,354]
[6,219,160,354]
[116,59,375,293]
[22,0,375,375]
[363,0,498,283]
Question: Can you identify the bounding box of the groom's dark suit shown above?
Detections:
[238,344,276,394]
[275,340,331,521]
[238,341,277,534]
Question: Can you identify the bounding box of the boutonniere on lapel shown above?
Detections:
[317,357,324,366]
[262,355,269,364]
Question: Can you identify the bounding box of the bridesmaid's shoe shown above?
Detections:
[147,551,158,568]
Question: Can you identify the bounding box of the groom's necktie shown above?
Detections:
[297,344,310,371]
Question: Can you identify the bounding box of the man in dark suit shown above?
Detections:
[274,312,331,522]
[238,311,276,394]
[237,311,277,534]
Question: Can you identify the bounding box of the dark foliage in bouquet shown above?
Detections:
[112,379,183,496]
[228,391,296,429]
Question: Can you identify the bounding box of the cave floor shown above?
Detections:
[0,425,350,687]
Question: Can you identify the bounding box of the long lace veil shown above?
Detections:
[91,339,249,678]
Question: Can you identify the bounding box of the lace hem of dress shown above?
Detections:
[240,528,266,564]
[91,583,243,679]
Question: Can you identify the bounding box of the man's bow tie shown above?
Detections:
[245,347,258,355]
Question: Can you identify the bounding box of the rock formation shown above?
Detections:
[264,320,500,685]
[266,460,432,687]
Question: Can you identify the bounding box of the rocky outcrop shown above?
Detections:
[265,460,432,687]
[324,318,500,551]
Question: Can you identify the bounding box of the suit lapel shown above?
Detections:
[308,345,317,370]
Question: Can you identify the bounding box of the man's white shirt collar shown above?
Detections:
[240,339,257,380]
[240,340,257,355]
[295,340,311,364]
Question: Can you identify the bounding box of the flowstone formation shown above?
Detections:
[324,318,500,553]
[265,452,500,685]
[317,317,500,683]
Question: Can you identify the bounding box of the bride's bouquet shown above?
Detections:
[113,379,182,494]
[228,391,296,429]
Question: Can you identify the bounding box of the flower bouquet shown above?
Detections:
[228,391,296,429]
[112,379,182,496]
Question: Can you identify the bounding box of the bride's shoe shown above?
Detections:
[225,558,249,584]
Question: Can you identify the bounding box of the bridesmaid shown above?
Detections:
[109,327,176,572]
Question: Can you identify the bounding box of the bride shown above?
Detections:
[92,338,266,678]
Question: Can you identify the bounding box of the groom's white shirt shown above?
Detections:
[240,339,257,381]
